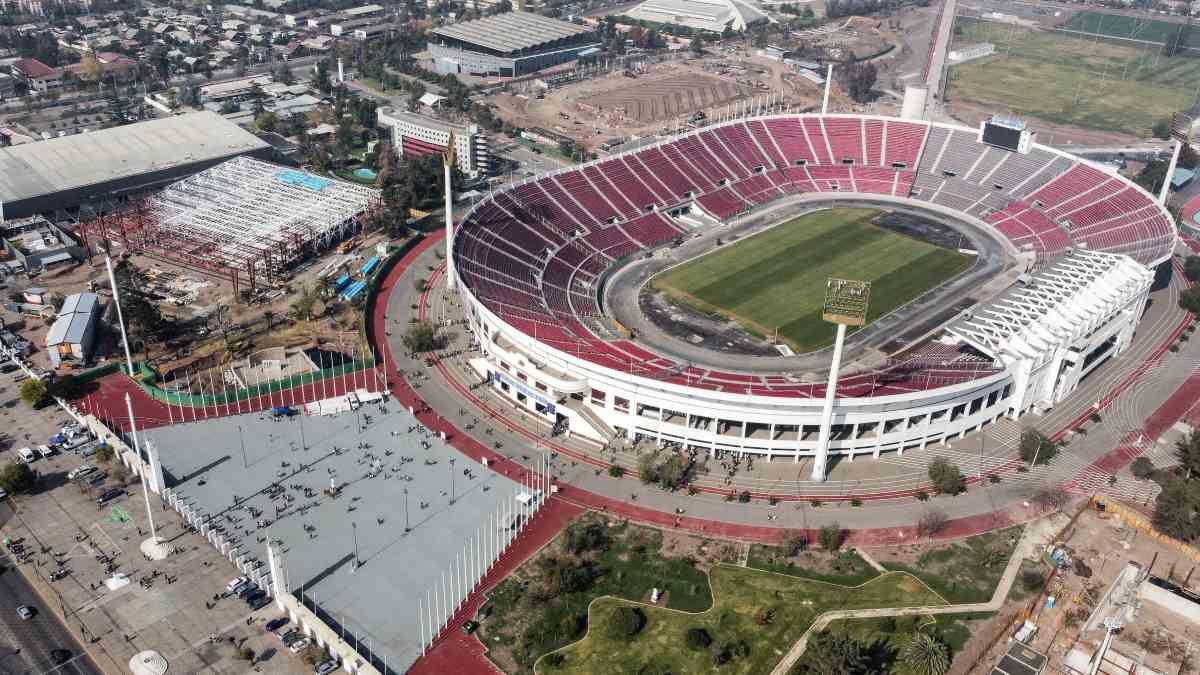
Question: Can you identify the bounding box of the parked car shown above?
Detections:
[243,588,266,604]
[289,638,310,654]
[67,465,95,480]
[49,649,71,665]
[35,444,53,458]
[0,488,8,500]
[225,576,248,593]
[15,447,35,463]
[316,660,339,674]
[236,583,258,599]
[95,488,123,506]
[16,605,34,620]
[249,595,270,610]
[279,630,300,645]
[265,617,289,632]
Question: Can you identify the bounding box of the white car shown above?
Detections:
[225,576,249,593]
[67,465,96,481]
[36,444,53,458]
[289,638,309,654]
[15,447,35,463]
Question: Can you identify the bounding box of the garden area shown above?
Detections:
[475,513,1036,675]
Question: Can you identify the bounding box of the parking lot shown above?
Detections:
[0,401,315,674]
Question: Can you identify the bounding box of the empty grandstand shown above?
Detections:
[77,156,379,294]
[449,114,1175,463]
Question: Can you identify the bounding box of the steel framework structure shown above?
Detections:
[77,157,380,294]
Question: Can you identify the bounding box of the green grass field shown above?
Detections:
[649,208,973,352]
[1065,10,1200,49]
[947,17,1200,136]
[538,566,947,675]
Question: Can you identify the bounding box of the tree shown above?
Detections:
[1185,256,1200,283]
[637,452,658,484]
[916,509,948,538]
[902,632,951,675]
[19,378,47,407]
[608,606,646,640]
[927,456,964,495]
[690,35,706,55]
[793,630,868,675]
[818,523,844,551]
[837,62,877,103]
[112,260,164,343]
[1180,286,1200,315]
[564,522,609,554]
[1131,456,1155,480]
[401,321,440,353]
[1018,429,1060,466]
[0,462,35,494]
[782,530,808,556]
[78,53,101,84]
[1153,118,1172,140]
[255,111,278,132]
[685,626,712,650]
[1153,478,1200,541]
[1177,430,1200,479]
[289,287,318,322]
[656,453,689,490]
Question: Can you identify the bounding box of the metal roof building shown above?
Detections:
[46,291,103,366]
[0,112,272,222]
[624,0,767,33]
[429,12,599,77]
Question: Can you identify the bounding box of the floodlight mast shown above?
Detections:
[444,132,457,291]
[808,278,871,481]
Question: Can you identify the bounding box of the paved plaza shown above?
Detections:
[145,397,533,674]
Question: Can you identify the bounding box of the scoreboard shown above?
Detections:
[979,116,1031,154]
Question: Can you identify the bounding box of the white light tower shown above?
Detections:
[106,257,136,377]
[126,393,169,559]
[444,132,457,290]
[808,278,871,481]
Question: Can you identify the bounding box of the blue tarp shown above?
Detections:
[360,256,379,276]
[335,274,351,291]
[340,280,367,301]
[275,170,332,192]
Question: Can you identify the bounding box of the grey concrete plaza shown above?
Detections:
[145,397,532,675]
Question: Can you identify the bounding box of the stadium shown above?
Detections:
[448,113,1176,478]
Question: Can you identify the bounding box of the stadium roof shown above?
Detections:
[430,12,594,54]
[0,112,269,211]
[624,0,766,32]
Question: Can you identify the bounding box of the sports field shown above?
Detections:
[947,17,1200,136]
[650,208,974,352]
[1065,10,1200,49]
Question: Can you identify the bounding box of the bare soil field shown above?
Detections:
[578,72,750,124]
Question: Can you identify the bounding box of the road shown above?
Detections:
[0,504,102,675]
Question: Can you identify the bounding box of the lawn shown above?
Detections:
[539,566,947,675]
[947,17,1200,136]
[876,525,1024,604]
[649,208,974,352]
[1064,10,1200,49]
[745,546,879,586]
[823,611,996,672]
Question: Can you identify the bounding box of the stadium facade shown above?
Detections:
[0,112,271,221]
[624,0,767,34]
[449,114,1175,462]
[428,12,600,77]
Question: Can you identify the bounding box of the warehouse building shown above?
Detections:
[428,12,600,77]
[46,291,103,366]
[0,112,271,221]
[624,0,766,33]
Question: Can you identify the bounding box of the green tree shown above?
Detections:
[1153,478,1200,541]
[401,321,440,353]
[637,452,658,484]
[255,111,278,132]
[289,286,318,322]
[0,462,36,494]
[818,523,843,551]
[792,630,868,675]
[902,632,951,675]
[1152,117,1172,140]
[19,378,47,407]
[1018,429,1060,466]
[1176,430,1200,479]
[607,605,647,640]
[685,627,712,650]
[927,456,964,495]
[563,522,609,554]
[1185,256,1200,283]
[1181,286,1200,316]
[1131,456,1155,480]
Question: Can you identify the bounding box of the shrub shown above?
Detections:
[916,509,947,538]
[0,462,35,495]
[543,652,566,667]
[818,523,844,551]
[1019,430,1062,466]
[608,465,624,478]
[609,606,647,640]
[1020,569,1045,592]
[1131,457,1155,480]
[564,522,609,554]
[685,627,712,650]
[737,490,751,503]
[927,456,965,495]
[782,531,808,556]
[810,499,823,508]
[915,490,929,501]
[850,498,862,507]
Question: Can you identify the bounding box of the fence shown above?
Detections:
[126,358,374,408]
[1091,495,1200,562]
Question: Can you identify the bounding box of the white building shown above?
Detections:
[624,0,767,33]
[376,107,490,178]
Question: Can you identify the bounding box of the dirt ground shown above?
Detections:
[0,226,400,378]
[964,504,1200,675]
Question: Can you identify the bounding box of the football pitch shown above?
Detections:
[947,17,1200,136]
[650,208,974,352]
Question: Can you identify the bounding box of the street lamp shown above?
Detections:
[449,458,456,504]
[404,488,411,533]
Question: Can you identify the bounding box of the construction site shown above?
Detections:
[75,157,380,298]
